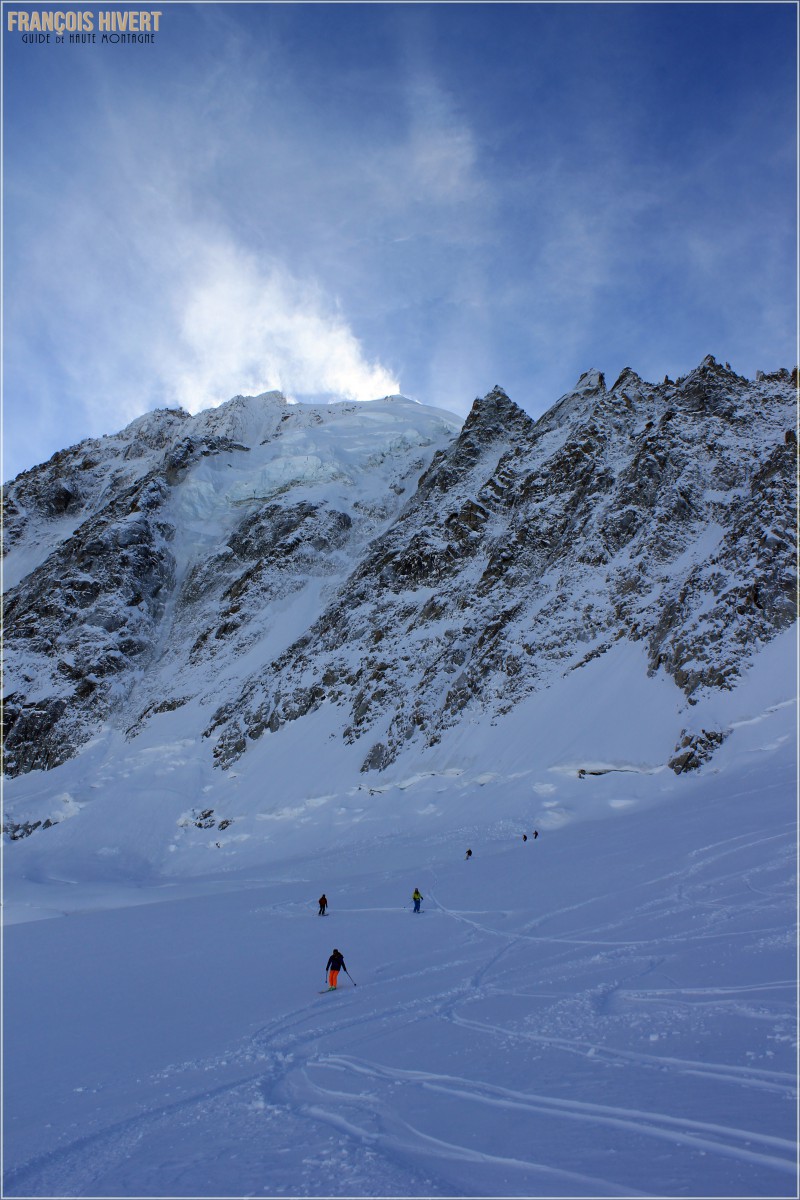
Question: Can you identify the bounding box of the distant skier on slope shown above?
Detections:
[465,848,472,860]
[412,888,423,913]
[326,948,346,989]
[533,830,539,840]
[522,834,527,842]
[318,893,328,916]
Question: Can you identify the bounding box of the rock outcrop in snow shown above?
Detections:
[3,360,796,783]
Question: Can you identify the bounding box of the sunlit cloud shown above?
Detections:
[166,237,400,412]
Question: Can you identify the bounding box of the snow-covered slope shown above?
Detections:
[2,360,796,1197]
[3,688,796,1197]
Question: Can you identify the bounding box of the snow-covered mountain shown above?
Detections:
[4,355,795,800]
[3,359,797,1198]
[3,392,461,780]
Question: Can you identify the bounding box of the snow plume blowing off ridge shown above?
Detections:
[165,241,400,413]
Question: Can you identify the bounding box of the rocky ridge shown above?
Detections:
[205,359,796,773]
[3,360,796,786]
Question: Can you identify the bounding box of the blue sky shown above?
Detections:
[3,2,796,479]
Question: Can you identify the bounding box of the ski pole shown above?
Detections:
[344,969,357,987]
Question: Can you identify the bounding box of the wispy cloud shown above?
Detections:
[4,2,793,482]
[4,53,404,469]
[5,9,500,475]
[401,79,481,206]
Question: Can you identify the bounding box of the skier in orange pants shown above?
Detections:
[326,948,346,989]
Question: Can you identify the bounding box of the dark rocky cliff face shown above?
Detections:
[3,361,795,780]
[3,473,177,774]
[204,360,797,773]
[2,394,457,775]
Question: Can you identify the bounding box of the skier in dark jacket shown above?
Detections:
[318,893,328,915]
[326,948,346,989]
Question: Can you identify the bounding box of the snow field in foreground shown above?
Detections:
[3,741,797,1198]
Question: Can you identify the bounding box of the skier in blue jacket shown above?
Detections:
[326,948,346,989]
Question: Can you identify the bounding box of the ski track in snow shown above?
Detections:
[4,747,797,1197]
[306,1055,796,1169]
[7,842,796,1198]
